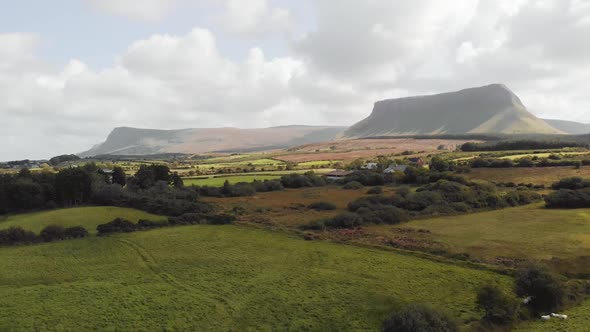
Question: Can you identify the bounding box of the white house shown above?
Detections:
[383,164,408,174]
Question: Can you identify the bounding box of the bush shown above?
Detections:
[64,226,89,239]
[324,213,363,229]
[343,181,364,190]
[40,225,66,242]
[96,218,137,235]
[382,304,458,332]
[545,188,590,208]
[308,201,337,211]
[0,227,38,245]
[137,219,168,229]
[476,285,520,325]
[367,186,384,195]
[551,177,590,190]
[515,266,565,313]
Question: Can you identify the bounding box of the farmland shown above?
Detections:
[184,174,282,187]
[0,225,511,331]
[0,207,167,235]
[366,204,590,276]
[466,166,590,186]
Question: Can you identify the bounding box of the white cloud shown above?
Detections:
[2,0,590,160]
[216,0,293,37]
[87,0,178,21]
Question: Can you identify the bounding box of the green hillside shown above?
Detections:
[0,225,511,331]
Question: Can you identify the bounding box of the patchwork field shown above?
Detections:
[466,167,590,186]
[0,207,166,235]
[0,225,511,331]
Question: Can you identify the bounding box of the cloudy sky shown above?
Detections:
[1,0,589,160]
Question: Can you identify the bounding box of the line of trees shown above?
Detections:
[461,140,588,152]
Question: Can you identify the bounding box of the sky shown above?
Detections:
[1,0,589,160]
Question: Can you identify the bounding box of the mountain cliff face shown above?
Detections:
[344,84,563,137]
[79,126,345,157]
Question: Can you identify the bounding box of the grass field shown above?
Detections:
[466,167,590,186]
[0,225,512,330]
[0,207,167,235]
[184,175,282,187]
[516,299,590,331]
[361,204,590,276]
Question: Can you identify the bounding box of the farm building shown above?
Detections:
[324,170,352,180]
[363,162,379,170]
[384,164,408,174]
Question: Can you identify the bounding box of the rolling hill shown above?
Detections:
[543,119,590,135]
[80,126,345,157]
[344,84,563,137]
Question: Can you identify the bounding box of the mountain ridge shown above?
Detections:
[343,84,563,137]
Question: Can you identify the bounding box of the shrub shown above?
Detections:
[137,219,168,229]
[207,214,236,225]
[382,304,458,332]
[0,227,38,245]
[551,177,590,190]
[367,186,384,195]
[343,181,364,190]
[515,266,565,313]
[40,225,66,242]
[308,201,337,211]
[64,226,89,239]
[476,285,520,325]
[96,218,136,235]
[324,213,363,229]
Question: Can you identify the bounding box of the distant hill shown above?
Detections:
[344,84,563,138]
[543,119,590,135]
[79,126,345,157]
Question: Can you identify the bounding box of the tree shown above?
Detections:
[382,304,458,332]
[55,168,92,206]
[515,266,565,313]
[112,166,126,186]
[476,285,520,325]
[430,157,450,172]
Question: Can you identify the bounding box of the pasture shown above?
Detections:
[184,175,282,187]
[0,207,166,235]
[362,204,590,276]
[466,167,590,186]
[0,225,511,331]
[516,299,590,331]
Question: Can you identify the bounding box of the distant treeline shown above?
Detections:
[359,134,503,141]
[461,140,588,152]
[193,172,327,197]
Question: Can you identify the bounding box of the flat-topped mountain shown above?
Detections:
[79,125,345,157]
[344,84,563,137]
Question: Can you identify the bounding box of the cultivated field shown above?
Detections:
[0,225,511,330]
[0,207,166,235]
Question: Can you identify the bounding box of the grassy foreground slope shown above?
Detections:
[0,225,510,330]
[516,299,590,331]
[0,207,167,235]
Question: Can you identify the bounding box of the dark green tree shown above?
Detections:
[112,166,127,186]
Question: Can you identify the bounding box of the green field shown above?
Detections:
[297,160,342,167]
[0,207,167,235]
[0,225,512,330]
[184,175,282,187]
[516,299,590,331]
[369,204,590,275]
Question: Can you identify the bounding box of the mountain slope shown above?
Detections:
[543,119,590,135]
[344,84,563,137]
[80,126,345,157]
